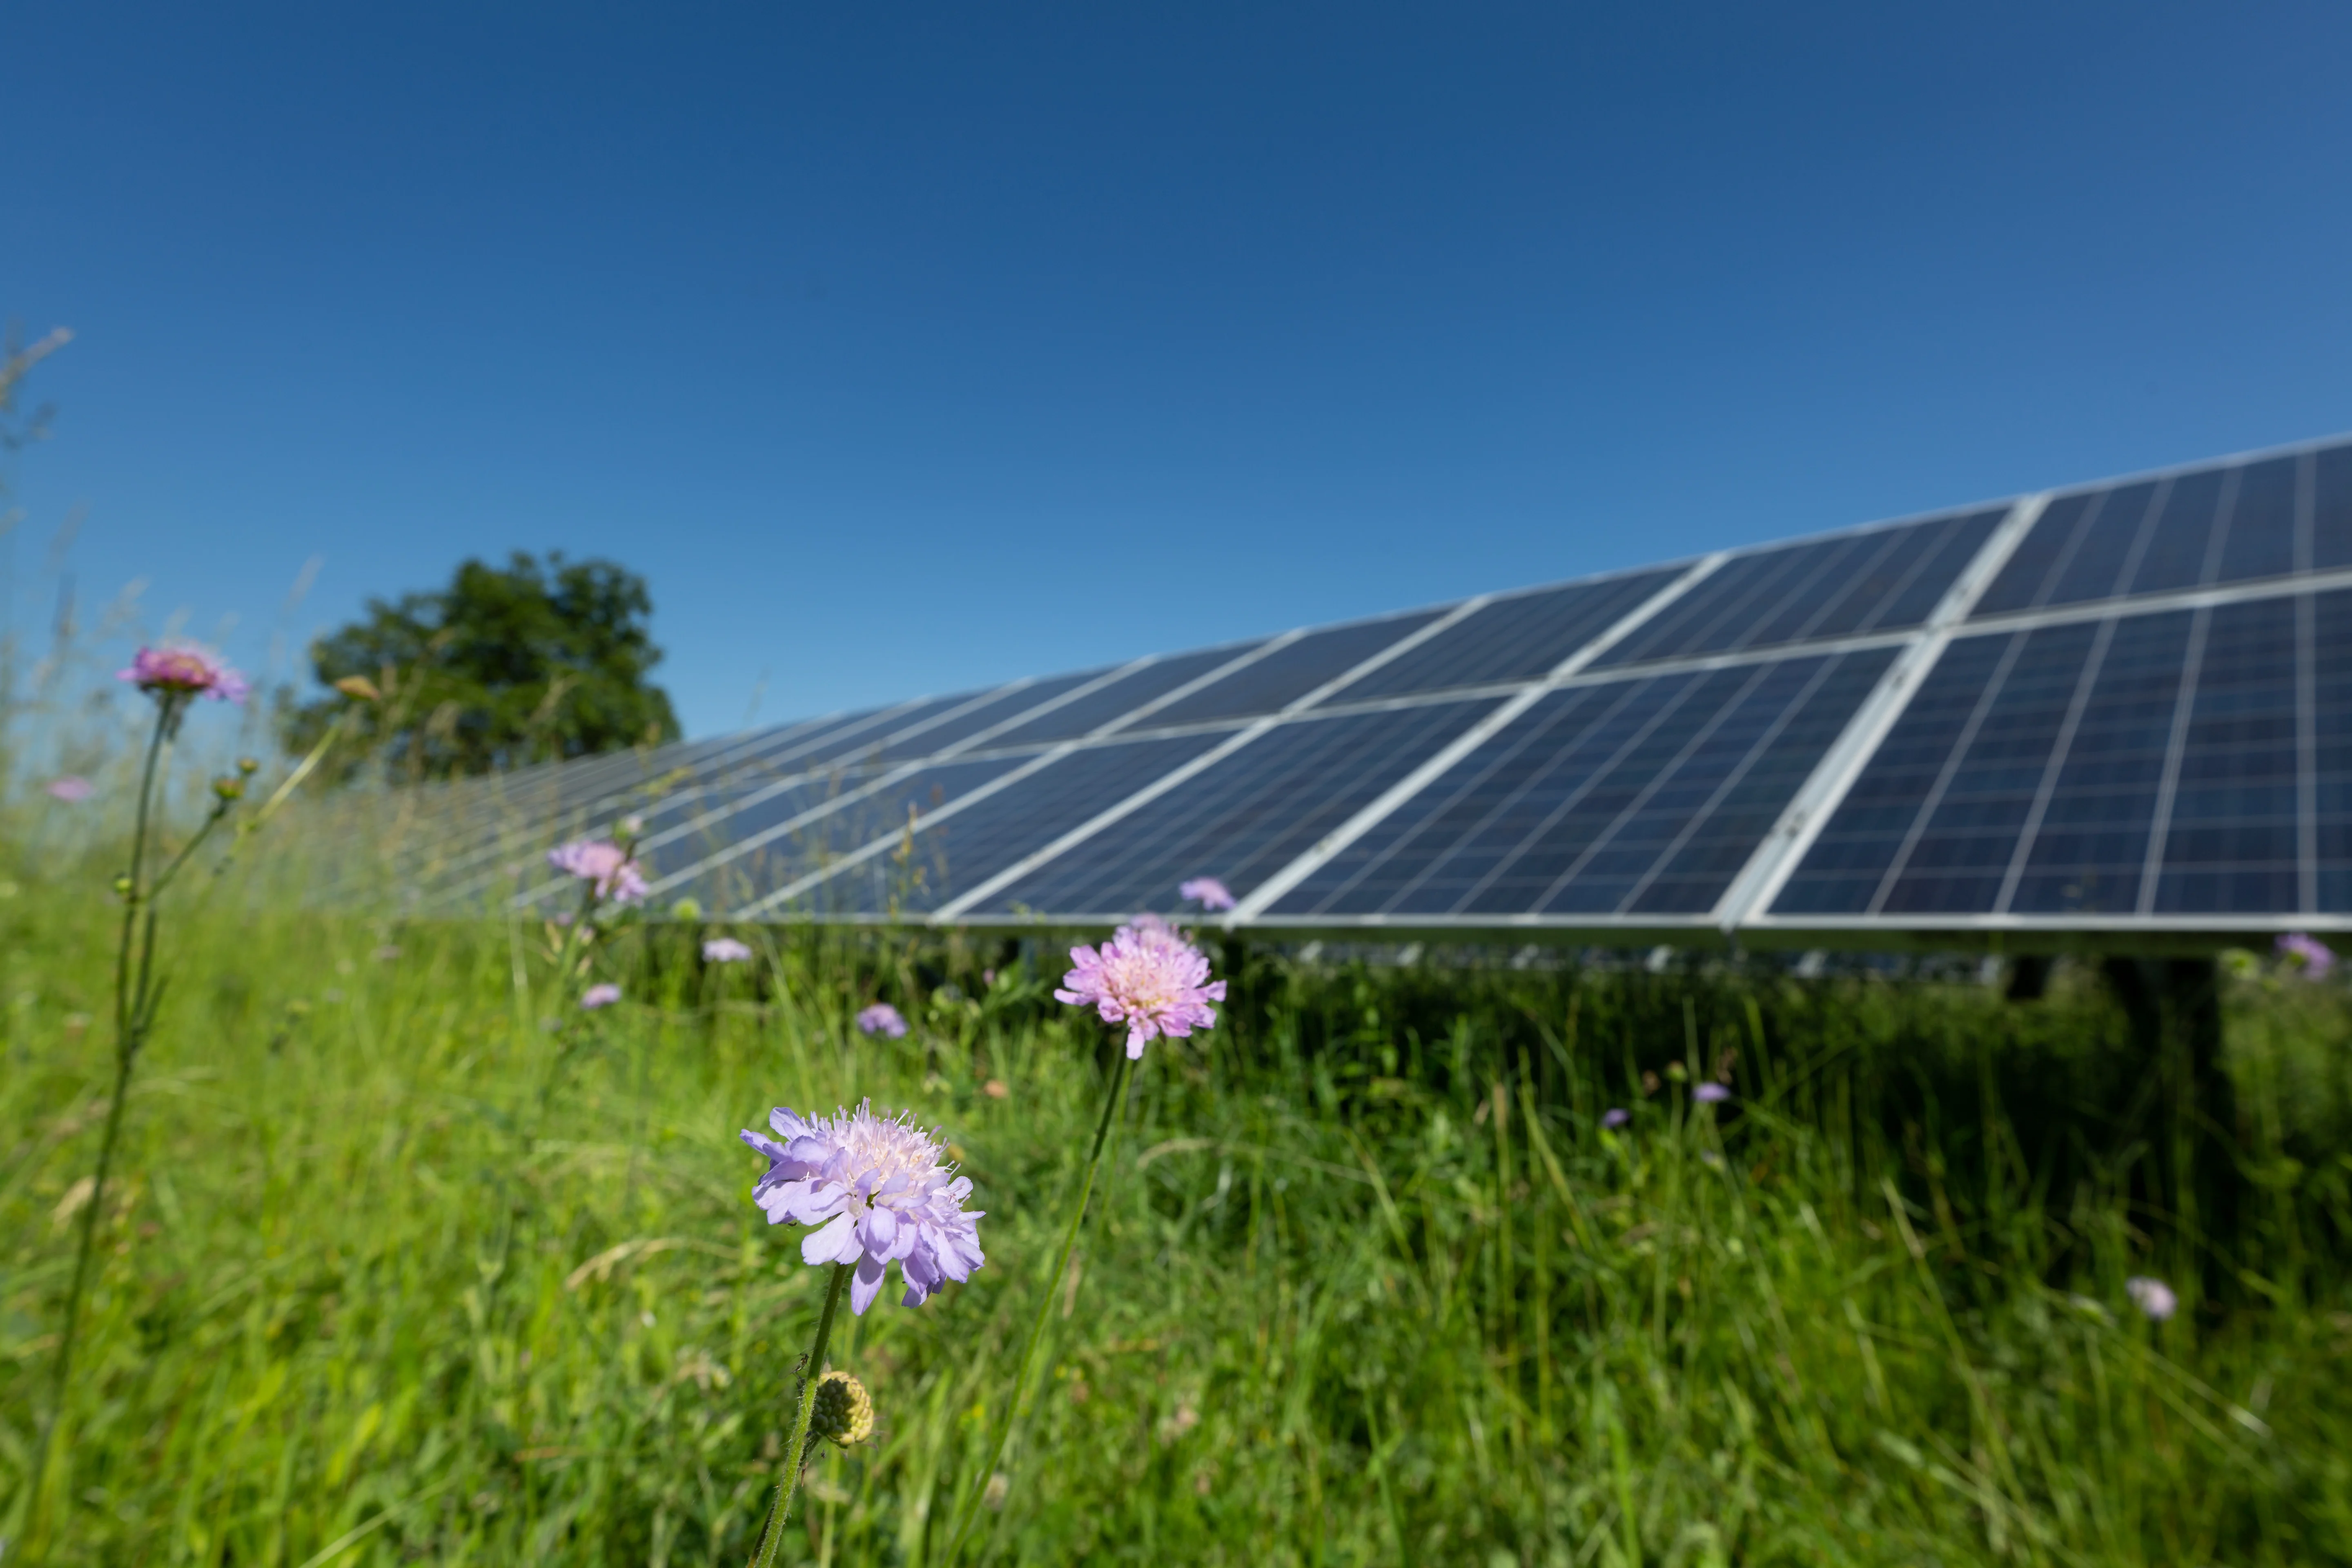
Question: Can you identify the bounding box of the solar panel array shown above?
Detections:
[407,433,2352,946]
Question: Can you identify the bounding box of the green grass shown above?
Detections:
[4,877,2352,1564]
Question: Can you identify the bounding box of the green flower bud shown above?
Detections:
[236,756,261,775]
[808,1370,874,1447]
[212,776,245,801]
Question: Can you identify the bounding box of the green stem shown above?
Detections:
[749,1260,852,1568]
[24,696,176,1555]
[940,1049,1134,1567]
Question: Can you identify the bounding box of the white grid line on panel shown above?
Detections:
[1224,554,1732,924]
[2131,605,2213,917]
[1710,492,2051,933]
[926,605,1499,924]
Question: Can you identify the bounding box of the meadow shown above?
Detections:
[5,840,2352,1564]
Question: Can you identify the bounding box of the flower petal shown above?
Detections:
[849,1253,889,1315]
[801,1212,859,1267]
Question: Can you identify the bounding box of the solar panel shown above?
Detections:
[403,431,2352,944]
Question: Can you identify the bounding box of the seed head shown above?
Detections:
[808,1370,874,1446]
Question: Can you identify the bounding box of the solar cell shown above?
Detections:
[799,732,1232,917]
[2151,599,2301,913]
[1592,508,2001,669]
[1342,569,1681,700]
[975,699,1497,916]
[2318,587,2352,909]
[1272,649,1891,920]
[1773,587,2331,922]
[1140,612,1445,727]
[978,643,1267,748]
[1975,447,2345,621]
[641,755,1034,915]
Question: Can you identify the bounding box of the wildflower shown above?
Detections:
[982,1079,1009,1100]
[116,643,249,703]
[808,1370,875,1446]
[619,813,645,837]
[1601,1107,1630,1129]
[2277,932,2335,978]
[856,1002,908,1038]
[704,937,754,964]
[2125,1275,2177,1322]
[1693,1082,1731,1104]
[547,838,648,905]
[739,1100,987,1314]
[581,983,623,1010]
[45,776,94,802]
[1179,876,1236,911]
[1054,918,1227,1058]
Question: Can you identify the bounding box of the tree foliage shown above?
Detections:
[281,552,680,778]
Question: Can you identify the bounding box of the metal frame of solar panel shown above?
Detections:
[423,432,2352,951]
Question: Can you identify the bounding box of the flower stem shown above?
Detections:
[748,1259,852,1568]
[23,697,176,1554]
[940,1050,1134,1566]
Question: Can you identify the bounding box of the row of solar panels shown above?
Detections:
[384,434,2352,944]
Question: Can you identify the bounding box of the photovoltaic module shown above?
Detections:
[401,433,2352,949]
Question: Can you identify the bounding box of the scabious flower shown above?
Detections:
[2125,1275,2177,1322]
[704,936,754,963]
[1179,876,1236,912]
[547,838,648,906]
[1693,1082,1731,1104]
[46,776,94,802]
[581,982,622,1009]
[855,1002,908,1038]
[1055,916,1227,1058]
[740,1100,986,1314]
[2277,932,2335,978]
[116,644,249,703]
[1601,1107,1630,1129]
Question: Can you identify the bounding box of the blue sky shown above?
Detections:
[5,3,2351,738]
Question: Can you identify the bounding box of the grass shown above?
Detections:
[4,865,2352,1564]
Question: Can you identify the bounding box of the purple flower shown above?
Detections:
[581,982,623,1010]
[547,838,648,906]
[1179,877,1236,912]
[45,776,94,802]
[1693,1082,1731,1104]
[740,1100,986,1314]
[1600,1107,1630,1129]
[2277,932,2335,978]
[704,936,754,964]
[117,643,249,703]
[856,1002,908,1038]
[2125,1275,2177,1322]
[1055,916,1227,1058]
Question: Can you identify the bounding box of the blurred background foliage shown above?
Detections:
[277,551,680,782]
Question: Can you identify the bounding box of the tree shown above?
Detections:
[281,552,681,779]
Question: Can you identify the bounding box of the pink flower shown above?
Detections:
[703,936,754,963]
[1055,918,1227,1058]
[581,982,622,1010]
[856,1002,908,1038]
[117,643,249,703]
[547,838,648,906]
[1693,1082,1731,1104]
[2125,1275,2176,1322]
[2277,932,2335,978]
[1179,876,1236,911]
[45,776,94,802]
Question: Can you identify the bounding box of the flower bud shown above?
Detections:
[334,674,382,702]
[112,874,134,897]
[237,756,261,775]
[212,776,245,801]
[808,1370,874,1446]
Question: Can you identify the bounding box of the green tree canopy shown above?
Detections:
[282,552,681,779]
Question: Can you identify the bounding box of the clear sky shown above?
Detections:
[6,3,2351,738]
